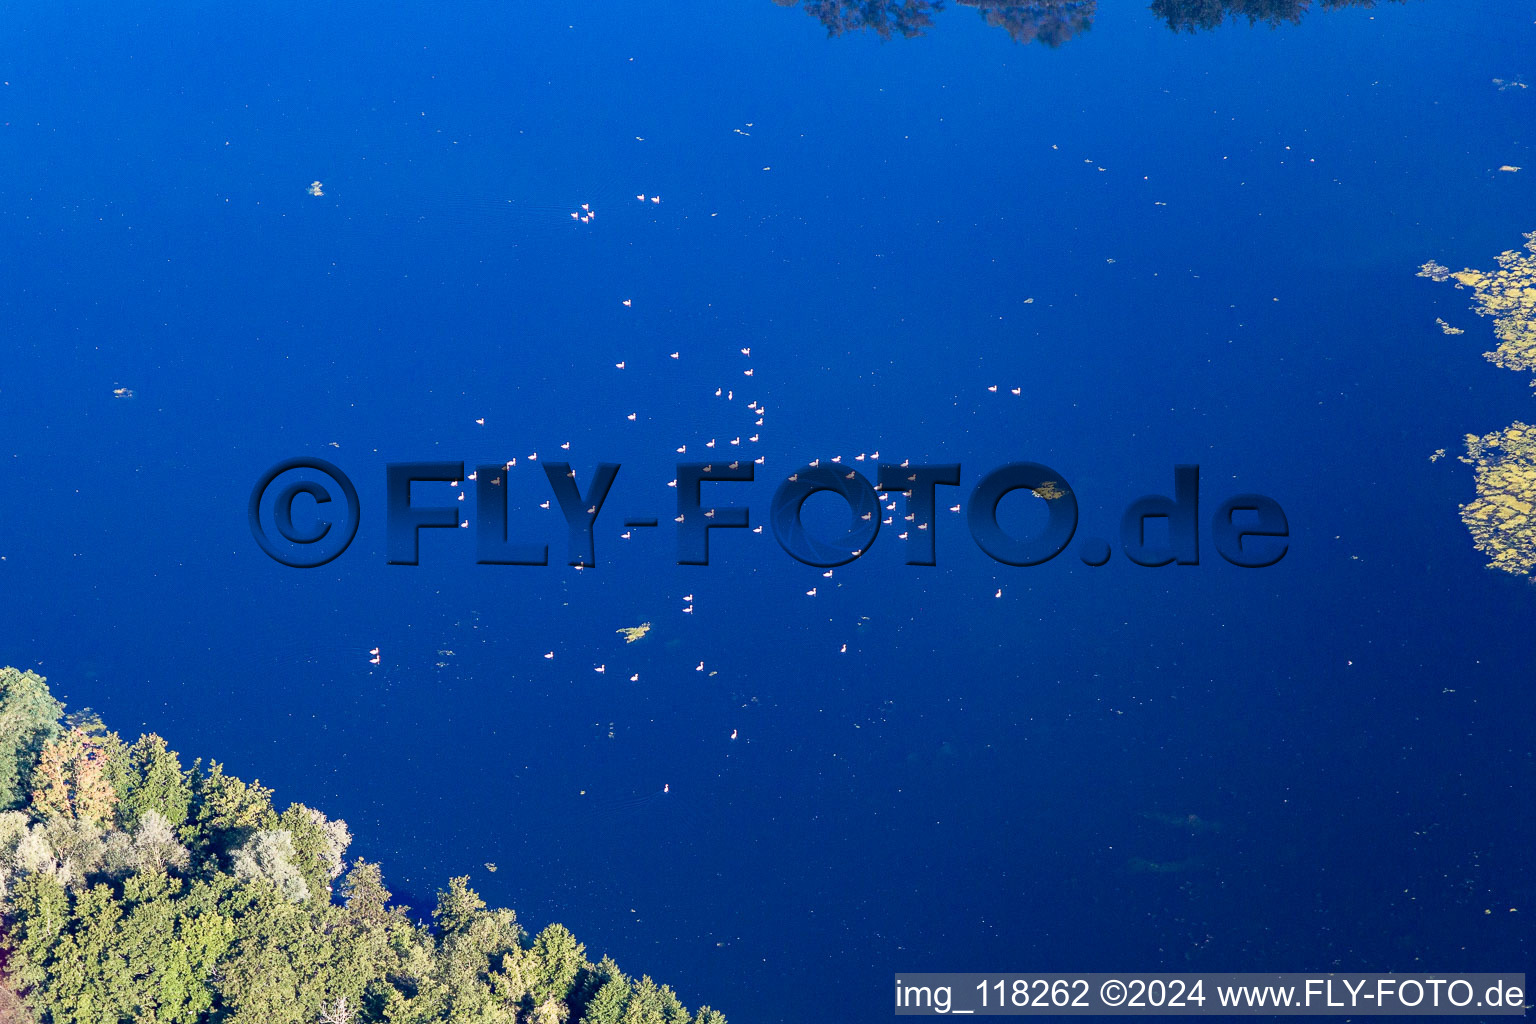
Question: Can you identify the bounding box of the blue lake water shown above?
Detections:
[2,1,1533,1020]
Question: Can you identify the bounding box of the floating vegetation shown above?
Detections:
[1032,480,1067,500]
[1436,318,1465,336]
[1459,423,1536,577]
[616,622,653,644]
[1419,231,1536,378]
[1423,231,1536,577]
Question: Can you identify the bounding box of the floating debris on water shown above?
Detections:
[616,622,652,643]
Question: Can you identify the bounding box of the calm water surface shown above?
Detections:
[2,1,1533,1020]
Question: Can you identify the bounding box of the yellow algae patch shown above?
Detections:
[1031,481,1067,500]
[1423,233,1536,575]
[1420,230,1536,375]
[1436,318,1465,335]
[1459,423,1536,577]
[615,622,652,644]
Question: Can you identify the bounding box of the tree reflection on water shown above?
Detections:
[777,0,1406,45]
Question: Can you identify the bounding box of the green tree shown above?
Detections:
[278,802,351,903]
[527,923,585,1004]
[340,858,391,925]
[432,875,486,937]
[578,963,632,1024]
[188,760,277,853]
[34,881,132,1023]
[1,870,70,995]
[116,877,234,1024]
[113,733,193,831]
[620,976,691,1024]
[0,667,63,811]
[434,910,524,1023]
[206,876,340,1023]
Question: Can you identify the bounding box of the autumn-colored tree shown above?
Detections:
[29,727,117,827]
